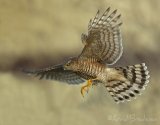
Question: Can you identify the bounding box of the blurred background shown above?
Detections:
[0,0,159,125]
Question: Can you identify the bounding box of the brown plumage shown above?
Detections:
[24,7,150,103]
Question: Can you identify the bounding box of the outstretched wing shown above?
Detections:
[23,64,85,84]
[79,7,123,65]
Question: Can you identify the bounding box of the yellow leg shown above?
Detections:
[81,79,93,97]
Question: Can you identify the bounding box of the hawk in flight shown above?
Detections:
[24,7,150,103]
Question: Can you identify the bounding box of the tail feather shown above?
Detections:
[106,63,150,103]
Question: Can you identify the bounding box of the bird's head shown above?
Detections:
[63,58,78,71]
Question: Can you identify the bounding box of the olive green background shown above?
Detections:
[0,0,159,125]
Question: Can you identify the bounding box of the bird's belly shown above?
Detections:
[76,61,106,81]
[97,73,107,83]
[76,71,96,80]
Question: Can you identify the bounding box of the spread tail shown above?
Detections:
[105,63,150,103]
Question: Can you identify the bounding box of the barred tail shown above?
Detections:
[105,63,150,103]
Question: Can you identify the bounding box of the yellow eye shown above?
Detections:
[65,60,72,67]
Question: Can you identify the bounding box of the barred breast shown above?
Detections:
[76,59,106,82]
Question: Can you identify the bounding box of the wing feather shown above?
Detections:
[80,7,123,65]
[23,64,85,85]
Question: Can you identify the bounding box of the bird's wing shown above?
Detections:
[23,64,85,84]
[79,7,123,65]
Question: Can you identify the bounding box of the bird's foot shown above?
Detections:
[81,79,93,97]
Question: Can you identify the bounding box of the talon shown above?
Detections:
[81,79,93,97]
